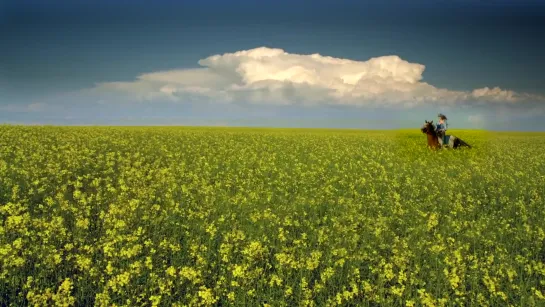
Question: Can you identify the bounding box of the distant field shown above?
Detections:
[1,126,544,306]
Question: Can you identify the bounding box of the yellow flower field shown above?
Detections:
[1,125,544,306]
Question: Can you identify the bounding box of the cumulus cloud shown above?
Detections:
[92,47,545,107]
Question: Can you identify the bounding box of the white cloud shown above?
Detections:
[92,46,545,107]
[471,87,516,102]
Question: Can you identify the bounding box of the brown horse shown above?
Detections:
[421,120,471,149]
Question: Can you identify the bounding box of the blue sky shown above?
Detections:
[2,0,545,130]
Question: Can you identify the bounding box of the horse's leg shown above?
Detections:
[460,138,471,148]
[453,138,460,149]
[452,137,471,148]
[449,136,457,148]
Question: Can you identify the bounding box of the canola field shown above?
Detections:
[1,125,544,306]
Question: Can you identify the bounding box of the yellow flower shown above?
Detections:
[198,286,217,305]
[227,292,235,301]
[149,295,161,307]
[285,286,293,297]
[534,288,545,300]
[232,264,245,278]
[269,274,283,287]
[427,213,439,231]
[166,266,176,277]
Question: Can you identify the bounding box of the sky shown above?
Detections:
[1,0,545,130]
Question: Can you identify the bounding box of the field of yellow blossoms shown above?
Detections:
[1,125,544,306]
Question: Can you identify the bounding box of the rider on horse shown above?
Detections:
[436,113,448,147]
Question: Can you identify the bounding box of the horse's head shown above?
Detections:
[421,120,435,134]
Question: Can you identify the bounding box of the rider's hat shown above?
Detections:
[437,113,448,120]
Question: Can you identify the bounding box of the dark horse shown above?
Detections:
[421,120,471,149]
